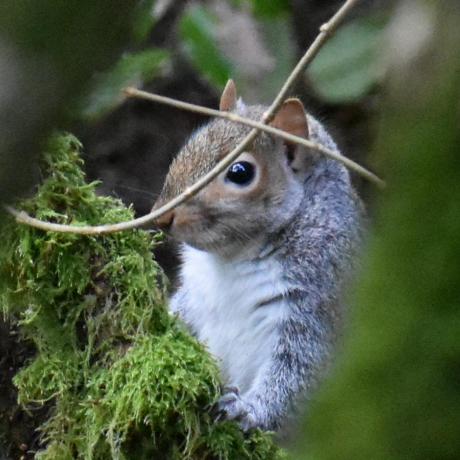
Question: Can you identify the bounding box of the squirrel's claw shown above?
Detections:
[215,388,258,431]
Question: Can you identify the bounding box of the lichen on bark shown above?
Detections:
[0,133,285,459]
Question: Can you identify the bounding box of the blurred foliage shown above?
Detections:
[231,0,290,18]
[178,1,295,101]
[79,0,168,119]
[0,1,137,88]
[0,0,139,201]
[257,16,296,102]
[132,0,157,44]
[0,134,285,459]
[249,0,291,18]
[75,0,386,110]
[308,15,388,103]
[179,5,234,88]
[81,49,169,120]
[295,3,460,460]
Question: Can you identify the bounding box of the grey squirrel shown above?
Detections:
[154,80,362,432]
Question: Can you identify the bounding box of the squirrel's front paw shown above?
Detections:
[216,387,259,431]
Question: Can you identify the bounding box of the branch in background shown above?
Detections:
[6,0,366,235]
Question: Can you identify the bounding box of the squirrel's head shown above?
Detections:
[153,80,320,259]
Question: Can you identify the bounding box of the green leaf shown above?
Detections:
[132,0,156,44]
[179,5,233,88]
[307,16,387,103]
[81,49,169,120]
[250,0,290,18]
[256,16,296,101]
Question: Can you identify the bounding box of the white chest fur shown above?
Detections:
[178,244,291,395]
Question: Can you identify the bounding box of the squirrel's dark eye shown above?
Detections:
[226,161,255,186]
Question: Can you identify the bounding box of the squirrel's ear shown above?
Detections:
[270,98,309,139]
[219,79,237,111]
[271,99,312,176]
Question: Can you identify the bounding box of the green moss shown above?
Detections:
[0,134,285,459]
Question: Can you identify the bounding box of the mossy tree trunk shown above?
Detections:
[0,136,284,459]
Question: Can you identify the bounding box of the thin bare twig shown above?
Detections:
[124,87,384,187]
[6,0,366,235]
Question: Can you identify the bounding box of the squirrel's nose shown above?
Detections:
[155,210,175,231]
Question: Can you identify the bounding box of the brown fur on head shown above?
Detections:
[154,80,313,259]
